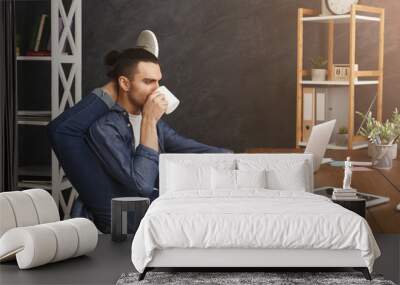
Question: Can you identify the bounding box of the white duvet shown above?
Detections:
[131,190,380,273]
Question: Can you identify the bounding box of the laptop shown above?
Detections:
[304,119,336,172]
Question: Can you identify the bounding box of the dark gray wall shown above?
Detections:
[83,0,399,152]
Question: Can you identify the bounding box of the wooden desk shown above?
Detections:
[246,148,400,233]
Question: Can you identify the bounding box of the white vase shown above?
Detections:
[368,143,397,159]
[311,69,327,81]
[372,144,393,169]
[391,143,398,159]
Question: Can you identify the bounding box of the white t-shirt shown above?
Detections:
[128,113,142,150]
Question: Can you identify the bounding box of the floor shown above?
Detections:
[0,235,133,285]
[0,234,399,285]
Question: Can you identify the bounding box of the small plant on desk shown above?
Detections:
[335,126,348,146]
[357,109,400,169]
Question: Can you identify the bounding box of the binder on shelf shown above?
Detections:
[302,87,315,142]
[315,88,327,123]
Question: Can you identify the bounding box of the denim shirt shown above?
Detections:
[87,88,231,199]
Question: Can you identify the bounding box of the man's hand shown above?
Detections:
[139,92,168,152]
[142,92,168,123]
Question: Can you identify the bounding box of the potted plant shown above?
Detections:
[311,56,328,81]
[335,126,348,146]
[357,109,400,169]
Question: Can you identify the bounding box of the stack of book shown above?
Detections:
[332,188,358,200]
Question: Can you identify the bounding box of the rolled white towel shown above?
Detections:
[0,196,17,237]
[42,221,79,262]
[0,189,59,238]
[0,218,98,269]
[0,225,57,268]
[24,189,60,223]
[65,218,98,257]
[0,191,39,228]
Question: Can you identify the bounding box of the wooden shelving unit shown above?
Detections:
[296,4,384,150]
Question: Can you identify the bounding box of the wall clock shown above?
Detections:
[321,0,359,15]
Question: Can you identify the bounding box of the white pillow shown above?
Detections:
[211,169,268,190]
[167,162,212,192]
[238,159,311,192]
[236,169,267,188]
[212,169,236,190]
[266,162,309,191]
[166,158,236,171]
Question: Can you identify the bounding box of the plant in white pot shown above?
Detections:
[357,109,400,169]
[335,126,348,146]
[311,56,328,81]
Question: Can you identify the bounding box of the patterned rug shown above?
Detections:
[116,271,396,285]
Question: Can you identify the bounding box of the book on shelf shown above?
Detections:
[333,192,357,197]
[332,195,359,200]
[27,13,51,56]
[40,15,51,51]
[34,14,47,51]
[17,111,51,124]
[332,188,358,200]
[25,50,51,56]
[333,188,357,193]
[17,110,51,116]
[19,179,51,185]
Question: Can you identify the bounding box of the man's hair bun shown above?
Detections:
[104,50,120,66]
[103,48,159,80]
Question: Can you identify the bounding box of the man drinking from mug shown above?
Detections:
[48,48,231,233]
[89,47,231,199]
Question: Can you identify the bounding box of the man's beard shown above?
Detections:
[127,91,144,111]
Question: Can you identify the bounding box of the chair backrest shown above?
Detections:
[159,153,314,195]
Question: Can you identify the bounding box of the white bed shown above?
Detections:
[131,154,380,280]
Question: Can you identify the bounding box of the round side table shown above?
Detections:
[111,197,150,242]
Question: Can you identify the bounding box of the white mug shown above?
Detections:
[156,86,180,115]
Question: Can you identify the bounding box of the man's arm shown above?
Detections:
[160,120,233,153]
[85,90,167,198]
[88,118,159,198]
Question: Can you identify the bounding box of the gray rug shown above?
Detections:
[116,271,396,285]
